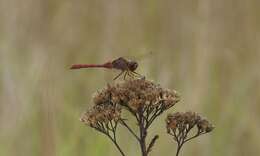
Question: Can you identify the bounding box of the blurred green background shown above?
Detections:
[0,0,260,156]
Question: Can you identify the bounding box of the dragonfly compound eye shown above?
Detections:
[129,61,138,71]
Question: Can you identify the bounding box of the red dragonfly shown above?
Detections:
[70,57,143,80]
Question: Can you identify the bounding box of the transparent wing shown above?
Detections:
[123,50,153,62]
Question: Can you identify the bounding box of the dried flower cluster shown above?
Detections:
[166,111,214,156]
[80,79,180,156]
[109,79,180,111]
[79,78,214,156]
[99,79,180,125]
[166,112,214,134]
[80,103,124,155]
[80,104,121,130]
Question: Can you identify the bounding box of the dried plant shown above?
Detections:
[166,112,214,156]
[108,79,180,156]
[79,79,214,156]
[80,79,179,156]
[80,103,124,155]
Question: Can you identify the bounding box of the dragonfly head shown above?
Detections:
[128,61,138,71]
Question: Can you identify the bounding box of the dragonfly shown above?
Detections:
[70,57,144,80]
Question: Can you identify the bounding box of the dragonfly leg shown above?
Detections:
[132,71,145,79]
[132,71,142,76]
[113,71,124,80]
[127,71,135,78]
[132,71,144,78]
[123,70,128,80]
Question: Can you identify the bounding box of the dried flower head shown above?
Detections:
[197,119,214,133]
[80,102,124,155]
[166,111,214,156]
[80,104,121,132]
[96,79,180,114]
[89,79,180,129]
[80,79,181,156]
[166,111,214,134]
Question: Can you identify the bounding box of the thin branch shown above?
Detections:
[147,135,159,154]
[173,131,179,142]
[108,135,126,156]
[146,108,163,129]
[119,119,140,141]
[183,132,207,144]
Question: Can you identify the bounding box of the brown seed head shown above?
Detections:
[80,104,121,128]
[166,111,214,133]
[82,79,180,130]
[101,79,180,112]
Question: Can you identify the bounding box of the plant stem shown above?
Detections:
[138,114,147,156]
[139,130,147,156]
[175,144,182,156]
[175,132,203,156]
[108,136,126,156]
[120,119,140,141]
[112,140,126,156]
[147,135,159,154]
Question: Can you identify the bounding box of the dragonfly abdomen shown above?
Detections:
[70,62,113,69]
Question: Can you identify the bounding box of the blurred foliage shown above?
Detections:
[0,0,260,156]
